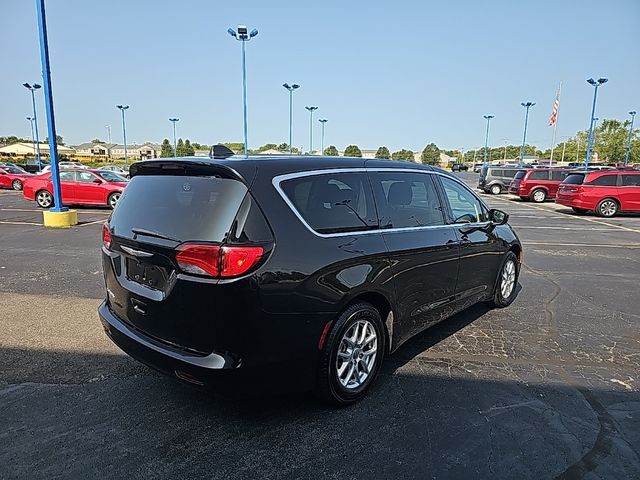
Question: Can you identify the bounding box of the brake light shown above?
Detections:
[175,244,264,278]
[102,223,112,249]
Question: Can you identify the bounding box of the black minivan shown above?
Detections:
[99,154,522,405]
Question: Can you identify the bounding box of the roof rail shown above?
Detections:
[209,144,235,159]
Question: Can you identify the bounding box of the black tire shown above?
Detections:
[596,198,618,217]
[572,207,587,214]
[35,190,53,208]
[108,192,121,209]
[12,179,23,191]
[490,184,502,195]
[488,251,519,308]
[519,196,529,202]
[315,302,385,406]
[531,188,547,203]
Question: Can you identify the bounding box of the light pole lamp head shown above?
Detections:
[305,106,318,112]
[249,28,258,38]
[169,118,179,122]
[283,83,300,91]
[23,83,41,91]
[319,119,328,124]
[597,77,608,85]
[483,115,494,120]
[521,102,535,108]
[630,111,637,116]
[227,28,237,38]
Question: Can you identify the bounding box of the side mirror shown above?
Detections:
[490,209,509,225]
[92,178,103,184]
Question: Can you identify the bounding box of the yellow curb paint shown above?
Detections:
[42,209,78,228]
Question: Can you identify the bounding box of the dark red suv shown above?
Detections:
[509,168,571,203]
[556,170,640,217]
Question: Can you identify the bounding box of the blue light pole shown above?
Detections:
[624,110,636,166]
[319,118,328,155]
[35,0,65,212]
[169,118,179,156]
[584,77,607,169]
[520,102,535,162]
[305,106,318,153]
[482,115,494,164]
[26,116,37,159]
[116,105,129,164]
[23,83,42,169]
[228,25,258,156]
[283,83,300,154]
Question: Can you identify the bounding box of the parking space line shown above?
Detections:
[0,220,42,226]
[79,219,107,227]
[515,226,618,231]
[489,196,640,234]
[525,241,640,249]
[0,208,41,212]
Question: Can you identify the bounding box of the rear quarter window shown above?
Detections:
[551,170,569,181]
[529,171,549,180]
[621,174,640,186]
[279,172,377,234]
[562,173,585,185]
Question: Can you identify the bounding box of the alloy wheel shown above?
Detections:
[491,185,501,195]
[109,193,121,208]
[12,180,23,191]
[335,319,378,389]
[36,191,53,208]
[532,189,546,203]
[500,259,516,298]
[599,200,617,217]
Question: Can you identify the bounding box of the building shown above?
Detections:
[0,142,76,158]
[72,142,161,161]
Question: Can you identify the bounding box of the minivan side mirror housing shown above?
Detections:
[489,209,509,225]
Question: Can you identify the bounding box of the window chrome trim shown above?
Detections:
[272,167,491,238]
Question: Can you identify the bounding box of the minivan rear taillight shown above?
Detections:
[102,224,112,249]
[175,244,264,278]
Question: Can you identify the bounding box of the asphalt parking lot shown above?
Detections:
[1,173,639,479]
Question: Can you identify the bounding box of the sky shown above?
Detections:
[1,0,639,152]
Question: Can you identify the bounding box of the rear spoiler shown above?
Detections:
[129,159,245,182]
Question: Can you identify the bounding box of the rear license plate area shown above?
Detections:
[126,258,167,290]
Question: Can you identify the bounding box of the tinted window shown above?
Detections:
[551,170,569,181]
[281,172,377,234]
[369,172,444,228]
[502,169,518,178]
[587,174,617,186]
[514,170,526,180]
[110,176,248,242]
[621,174,640,187]
[98,171,127,182]
[440,177,489,223]
[529,171,550,180]
[562,173,585,185]
[490,169,503,177]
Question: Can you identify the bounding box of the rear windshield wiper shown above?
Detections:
[131,227,181,243]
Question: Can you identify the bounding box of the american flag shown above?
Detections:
[548,91,560,126]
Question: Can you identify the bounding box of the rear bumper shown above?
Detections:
[98,301,318,393]
[556,194,590,209]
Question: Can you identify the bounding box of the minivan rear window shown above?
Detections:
[562,173,585,185]
[110,175,248,242]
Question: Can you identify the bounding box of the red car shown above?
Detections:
[0,165,34,191]
[509,168,571,203]
[23,169,128,209]
[556,170,640,217]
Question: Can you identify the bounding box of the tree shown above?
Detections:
[91,138,106,144]
[0,136,31,144]
[223,143,244,153]
[375,146,390,159]
[421,143,441,165]
[391,149,415,161]
[344,145,362,157]
[324,145,339,156]
[176,138,185,156]
[44,135,64,145]
[191,142,208,151]
[184,139,195,156]
[160,139,173,157]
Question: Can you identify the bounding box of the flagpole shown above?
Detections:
[549,81,562,166]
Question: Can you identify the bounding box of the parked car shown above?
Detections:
[556,170,640,217]
[22,169,128,209]
[509,168,571,202]
[451,163,469,172]
[98,165,130,178]
[20,159,50,173]
[473,163,483,173]
[99,155,522,405]
[478,165,521,194]
[0,165,34,190]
